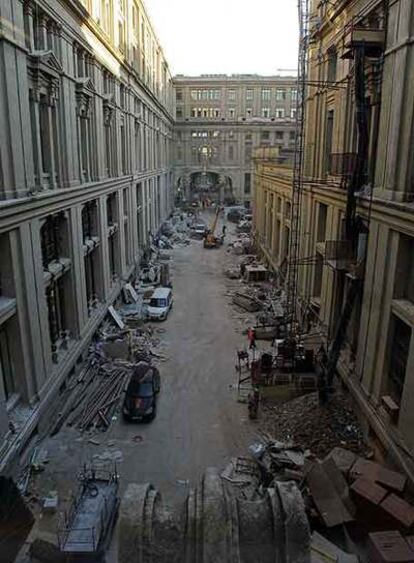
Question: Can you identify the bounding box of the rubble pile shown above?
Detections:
[66,361,130,432]
[45,214,181,436]
[261,390,365,457]
[224,240,286,326]
[236,219,252,234]
[129,326,169,364]
[248,428,414,560]
[156,215,191,247]
[49,322,168,436]
[226,265,285,334]
[48,350,126,435]
[229,233,255,255]
[232,291,262,312]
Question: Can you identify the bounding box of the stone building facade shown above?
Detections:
[0,0,174,462]
[254,0,414,476]
[173,75,297,206]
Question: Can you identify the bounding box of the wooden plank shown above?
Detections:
[311,532,359,563]
[306,461,354,527]
[321,458,355,516]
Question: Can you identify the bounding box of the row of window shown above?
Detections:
[176,131,295,165]
[27,69,171,193]
[0,178,165,397]
[178,88,297,102]
[26,2,172,109]
[187,130,296,141]
[180,107,297,119]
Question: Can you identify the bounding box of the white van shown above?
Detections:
[147,287,173,321]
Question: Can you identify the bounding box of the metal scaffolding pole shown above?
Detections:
[285,0,310,334]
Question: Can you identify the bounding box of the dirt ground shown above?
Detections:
[15,211,260,561]
[12,210,376,563]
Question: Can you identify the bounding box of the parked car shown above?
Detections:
[147,287,173,321]
[191,223,207,239]
[123,363,161,422]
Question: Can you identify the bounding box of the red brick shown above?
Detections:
[351,477,388,505]
[350,459,407,493]
[381,494,414,529]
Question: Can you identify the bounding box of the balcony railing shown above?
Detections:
[343,26,386,59]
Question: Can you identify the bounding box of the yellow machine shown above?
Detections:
[203,208,222,249]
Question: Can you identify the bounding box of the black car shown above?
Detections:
[122,363,161,422]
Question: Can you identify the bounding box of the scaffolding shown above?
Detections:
[285,0,310,334]
[283,1,384,393]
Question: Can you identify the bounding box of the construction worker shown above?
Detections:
[222,224,227,237]
[248,386,260,419]
[247,327,256,349]
[316,346,328,405]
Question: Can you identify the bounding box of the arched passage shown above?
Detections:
[188,172,235,204]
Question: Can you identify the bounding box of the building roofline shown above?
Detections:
[173,74,297,83]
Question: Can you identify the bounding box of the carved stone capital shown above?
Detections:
[103,104,113,126]
[76,92,91,118]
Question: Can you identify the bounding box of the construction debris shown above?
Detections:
[243,264,269,283]
[232,291,262,312]
[381,494,414,529]
[324,446,358,475]
[261,391,366,457]
[43,491,58,513]
[224,267,240,279]
[236,219,252,234]
[311,532,359,563]
[368,531,414,562]
[229,233,255,255]
[245,429,414,559]
[108,305,125,329]
[68,363,129,432]
[350,458,407,493]
[306,458,355,527]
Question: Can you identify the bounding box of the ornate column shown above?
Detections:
[23,1,35,50]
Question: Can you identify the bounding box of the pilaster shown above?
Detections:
[69,205,88,333]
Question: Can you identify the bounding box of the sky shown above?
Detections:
[144,0,299,76]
